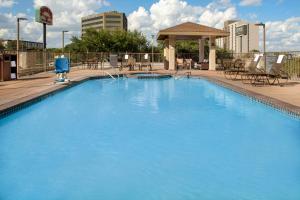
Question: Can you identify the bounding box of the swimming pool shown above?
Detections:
[0,77,299,199]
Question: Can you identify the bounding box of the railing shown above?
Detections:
[229,52,300,79]
[177,51,300,79]
[2,50,299,79]
[3,51,163,77]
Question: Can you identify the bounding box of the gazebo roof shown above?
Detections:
[157,22,229,40]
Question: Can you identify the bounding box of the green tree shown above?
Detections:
[65,29,150,53]
[216,48,233,59]
[0,42,5,51]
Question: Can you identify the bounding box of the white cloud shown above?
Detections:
[199,0,237,28]
[32,0,110,45]
[1,0,300,51]
[0,0,110,47]
[128,0,237,38]
[266,17,300,51]
[0,0,15,8]
[239,0,262,6]
[0,12,27,39]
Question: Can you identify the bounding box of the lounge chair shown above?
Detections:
[251,55,289,86]
[224,58,247,80]
[240,54,263,83]
[120,54,136,71]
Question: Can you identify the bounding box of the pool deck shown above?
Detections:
[0,67,300,117]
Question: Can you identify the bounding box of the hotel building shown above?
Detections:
[81,11,128,35]
[216,20,259,53]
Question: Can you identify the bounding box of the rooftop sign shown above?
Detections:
[236,25,247,36]
[35,6,53,25]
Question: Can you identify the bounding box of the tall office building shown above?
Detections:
[217,20,259,53]
[81,11,128,35]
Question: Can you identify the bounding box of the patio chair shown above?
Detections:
[251,55,289,86]
[176,58,188,70]
[223,58,247,80]
[140,54,152,71]
[185,59,194,70]
[240,54,264,83]
[127,56,136,71]
[196,59,209,70]
[120,54,131,71]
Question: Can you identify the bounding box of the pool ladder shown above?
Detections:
[104,71,116,80]
[174,71,192,79]
[104,71,120,80]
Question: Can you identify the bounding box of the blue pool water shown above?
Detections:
[0,77,300,200]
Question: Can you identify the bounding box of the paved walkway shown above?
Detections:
[0,67,299,116]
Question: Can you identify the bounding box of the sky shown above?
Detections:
[0,0,300,51]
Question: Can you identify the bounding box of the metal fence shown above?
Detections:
[15,51,164,76]
[176,51,300,79]
[228,52,300,79]
[2,50,299,79]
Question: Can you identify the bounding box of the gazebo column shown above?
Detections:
[209,36,216,70]
[168,36,176,70]
[198,38,205,63]
[164,39,169,59]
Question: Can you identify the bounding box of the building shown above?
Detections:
[216,20,259,53]
[0,39,44,51]
[81,11,128,34]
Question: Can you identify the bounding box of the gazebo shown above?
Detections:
[157,22,230,71]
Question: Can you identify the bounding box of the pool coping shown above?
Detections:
[194,75,300,118]
[0,73,299,119]
[0,75,113,119]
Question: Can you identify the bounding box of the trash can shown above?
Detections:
[0,54,17,81]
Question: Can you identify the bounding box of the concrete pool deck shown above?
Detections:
[0,67,300,117]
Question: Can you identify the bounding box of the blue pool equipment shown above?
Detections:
[54,55,70,83]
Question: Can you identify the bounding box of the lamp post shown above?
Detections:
[62,30,69,54]
[17,17,27,79]
[151,34,155,66]
[255,22,266,70]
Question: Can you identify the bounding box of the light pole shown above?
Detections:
[151,34,155,66]
[17,17,27,79]
[255,22,266,70]
[62,30,69,54]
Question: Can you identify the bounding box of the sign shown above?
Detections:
[35,6,53,25]
[236,25,247,36]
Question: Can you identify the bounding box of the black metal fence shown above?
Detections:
[2,50,299,79]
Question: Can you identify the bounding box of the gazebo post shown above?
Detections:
[198,38,205,63]
[168,36,176,71]
[163,39,169,69]
[209,36,216,70]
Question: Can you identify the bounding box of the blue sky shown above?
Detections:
[1,0,300,50]
[3,0,299,22]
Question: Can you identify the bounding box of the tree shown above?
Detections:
[175,40,210,60]
[216,48,233,59]
[65,29,150,53]
[0,42,5,51]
